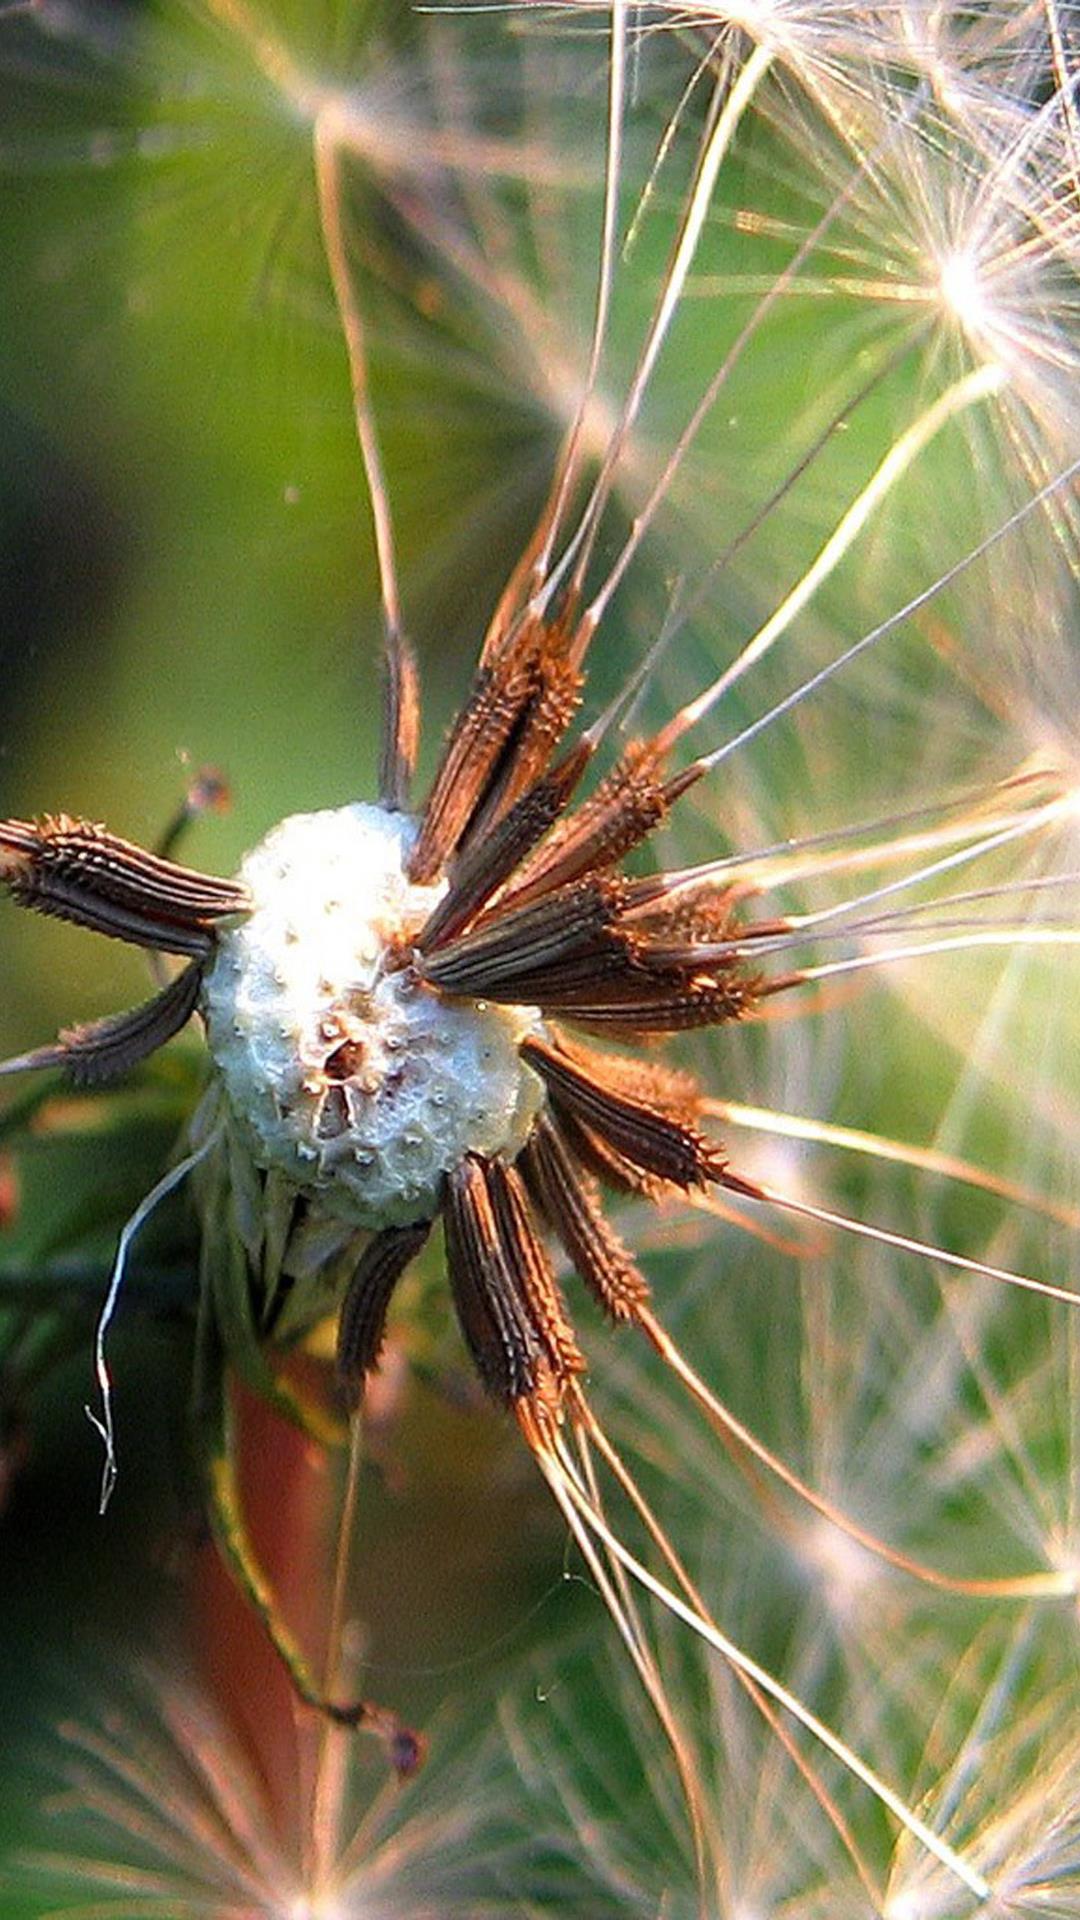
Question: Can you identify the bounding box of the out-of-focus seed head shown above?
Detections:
[201,803,545,1228]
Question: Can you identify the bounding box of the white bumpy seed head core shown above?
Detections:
[201,804,545,1229]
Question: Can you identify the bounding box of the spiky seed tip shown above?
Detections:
[0,821,38,880]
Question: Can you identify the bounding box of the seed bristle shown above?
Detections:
[520,1032,722,1192]
[336,1219,433,1403]
[0,815,249,954]
[0,960,204,1089]
[521,1113,652,1323]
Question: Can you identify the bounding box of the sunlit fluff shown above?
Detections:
[741,44,1080,495]
[13,1663,588,1918]
[885,1627,1080,1920]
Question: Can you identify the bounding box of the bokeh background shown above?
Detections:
[1,3,1078,1914]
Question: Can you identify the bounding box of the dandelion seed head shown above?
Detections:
[797,1514,883,1625]
[885,1631,1080,1920]
[884,1892,926,1920]
[936,247,990,342]
[202,804,544,1228]
[1042,1529,1080,1596]
[288,1897,347,1920]
[702,0,779,41]
[15,1662,594,1916]
[600,0,902,96]
[732,1129,814,1211]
